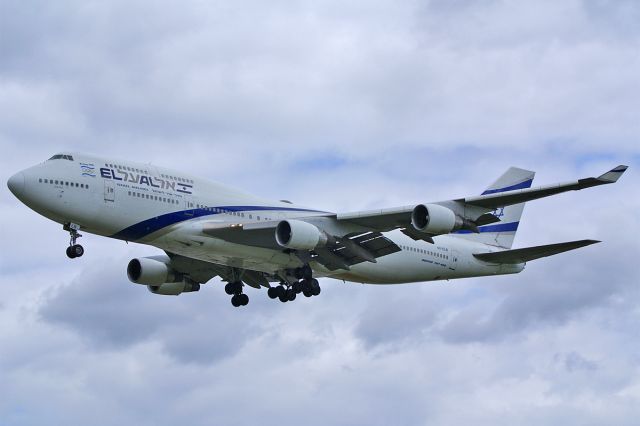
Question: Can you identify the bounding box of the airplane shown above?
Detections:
[6,153,627,307]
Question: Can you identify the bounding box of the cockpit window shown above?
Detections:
[48,154,74,161]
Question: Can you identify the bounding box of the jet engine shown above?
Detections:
[411,204,464,235]
[275,220,330,250]
[127,257,179,285]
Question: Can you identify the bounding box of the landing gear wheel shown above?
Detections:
[286,289,297,301]
[66,244,84,258]
[73,245,84,257]
[267,287,279,299]
[303,290,313,298]
[239,293,249,306]
[278,293,288,303]
[311,278,321,296]
[301,278,312,293]
[231,293,249,307]
[225,281,242,295]
[231,294,241,307]
[292,281,302,293]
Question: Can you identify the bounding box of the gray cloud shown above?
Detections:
[437,235,639,344]
[38,260,268,364]
[354,286,440,349]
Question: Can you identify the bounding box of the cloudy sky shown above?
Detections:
[1,0,639,424]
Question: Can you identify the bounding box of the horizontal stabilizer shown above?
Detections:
[473,239,600,264]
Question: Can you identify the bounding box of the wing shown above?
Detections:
[473,239,600,264]
[459,165,628,209]
[336,165,628,237]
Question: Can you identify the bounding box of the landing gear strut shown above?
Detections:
[64,223,84,259]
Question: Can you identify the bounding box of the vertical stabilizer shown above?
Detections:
[454,167,535,248]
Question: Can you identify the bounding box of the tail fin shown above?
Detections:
[455,167,535,249]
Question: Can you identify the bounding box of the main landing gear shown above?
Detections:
[225,281,249,307]
[64,223,84,259]
[267,265,321,303]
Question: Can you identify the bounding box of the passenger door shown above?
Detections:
[449,249,459,270]
[104,180,115,203]
[184,198,194,216]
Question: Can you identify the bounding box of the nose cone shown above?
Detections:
[7,172,25,198]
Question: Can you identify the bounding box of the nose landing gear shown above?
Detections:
[64,223,84,259]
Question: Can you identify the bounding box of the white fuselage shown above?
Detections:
[8,153,523,285]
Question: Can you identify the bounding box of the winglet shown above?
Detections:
[597,165,628,183]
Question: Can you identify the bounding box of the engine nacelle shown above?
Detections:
[127,257,179,285]
[147,280,201,296]
[411,204,463,235]
[275,220,328,250]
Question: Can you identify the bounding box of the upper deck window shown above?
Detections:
[48,154,74,161]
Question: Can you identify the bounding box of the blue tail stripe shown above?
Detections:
[454,221,519,234]
[111,205,330,241]
[482,179,533,195]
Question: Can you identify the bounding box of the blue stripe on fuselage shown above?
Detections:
[110,205,330,241]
